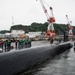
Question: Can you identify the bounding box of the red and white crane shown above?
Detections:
[36,0,56,39]
[66,15,73,36]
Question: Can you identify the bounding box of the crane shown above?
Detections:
[66,15,73,37]
[36,0,56,40]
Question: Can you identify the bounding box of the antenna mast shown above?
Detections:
[12,16,14,26]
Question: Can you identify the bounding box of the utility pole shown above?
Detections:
[12,16,14,26]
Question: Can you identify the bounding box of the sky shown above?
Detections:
[0,0,75,30]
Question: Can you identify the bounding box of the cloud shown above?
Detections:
[0,0,75,30]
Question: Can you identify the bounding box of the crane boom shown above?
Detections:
[36,0,56,40]
[38,0,50,20]
[66,15,70,24]
[66,15,73,36]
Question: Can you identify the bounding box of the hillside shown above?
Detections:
[10,22,68,35]
[0,22,75,35]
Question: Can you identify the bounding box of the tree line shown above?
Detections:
[0,22,74,35]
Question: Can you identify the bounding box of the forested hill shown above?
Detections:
[0,22,75,35]
[10,22,69,35]
[10,22,48,33]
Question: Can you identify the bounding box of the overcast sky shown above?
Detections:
[0,0,75,30]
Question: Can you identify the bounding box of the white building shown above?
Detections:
[0,34,5,38]
[11,30,25,38]
[25,32,43,40]
[5,33,11,38]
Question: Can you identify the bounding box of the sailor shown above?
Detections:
[7,39,11,51]
[15,39,18,49]
[0,38,4,51]
[4,40,8,52]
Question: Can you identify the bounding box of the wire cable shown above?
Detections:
[43,0,51,7]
